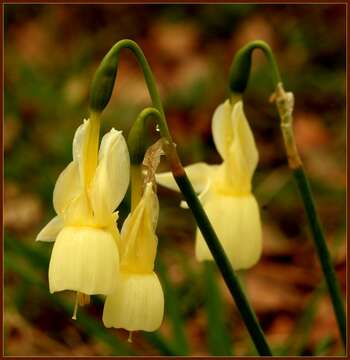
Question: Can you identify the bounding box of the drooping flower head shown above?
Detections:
[36,115,130,298]
[156,100,262,270]
[103,141,164,333]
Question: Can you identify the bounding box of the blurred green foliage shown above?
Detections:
[4,4,345,356]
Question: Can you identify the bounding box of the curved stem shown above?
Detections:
[128,107,163,211]
[229,40,281,94]
[230,41,346,348]
[127,107,164,164]
[89,39,172,141]
[90,40,179,171]
[90,40,273,356]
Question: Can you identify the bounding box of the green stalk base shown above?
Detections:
[293,167,346,347]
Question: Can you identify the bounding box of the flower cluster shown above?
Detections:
[36,115,164,332]
[36,98,262,335]
[156,100,262,270]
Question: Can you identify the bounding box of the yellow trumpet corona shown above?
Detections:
[36,115,130,296]
[156,100,262,270]
[103,182,164,332]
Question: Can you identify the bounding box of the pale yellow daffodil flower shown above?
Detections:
[156,100,262,270]
[103,182,164,333]
[36,116,130,302]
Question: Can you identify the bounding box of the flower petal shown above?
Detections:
[119,183,158,273]
[155,171,177,191]
[216,100,259,194]
[62,191,94,226]
[49,226,119,294]
[90,129,130,221]
[211,100,233,160]
[73,117,100,189]
[72,119,89,187]
[230,101,258,179]
[36,216,64,242]
[156,162,213,194]
[195,192,262,270]
[103,272,164,332]
[53,161,81,215]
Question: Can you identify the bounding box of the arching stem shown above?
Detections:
[229,40,281,95]
[229,40,346,348]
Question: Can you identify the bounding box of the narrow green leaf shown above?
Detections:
[281,284,325,356]
[203,261,233,355]
[313,335,334,356]
[156,258,189,355]
[142,332,178,356]
[293,167,346,347]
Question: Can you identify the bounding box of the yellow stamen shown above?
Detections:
[78,292,91,306]
[128,331,133,343]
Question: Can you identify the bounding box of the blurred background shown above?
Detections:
[4,4,346,356]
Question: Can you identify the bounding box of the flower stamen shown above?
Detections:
[78,292,91,306]
[72,292,79,320]
[72,292,91,320]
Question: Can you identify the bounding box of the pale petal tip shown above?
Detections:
[102,319,112,328]
[35,229,56,243]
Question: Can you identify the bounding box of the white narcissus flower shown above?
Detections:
[36,116,130,297]
[103,182,164,332]
[156,100,262,270]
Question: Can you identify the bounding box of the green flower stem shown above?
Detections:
[293,167,346,346]
[275,83,346,347]
[90,39,272,356]
[229,40,346,347]
[204,261,233,355]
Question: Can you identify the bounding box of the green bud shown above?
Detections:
[89,39,142,113]
[229,45,253,94]
[89,45,120,113]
